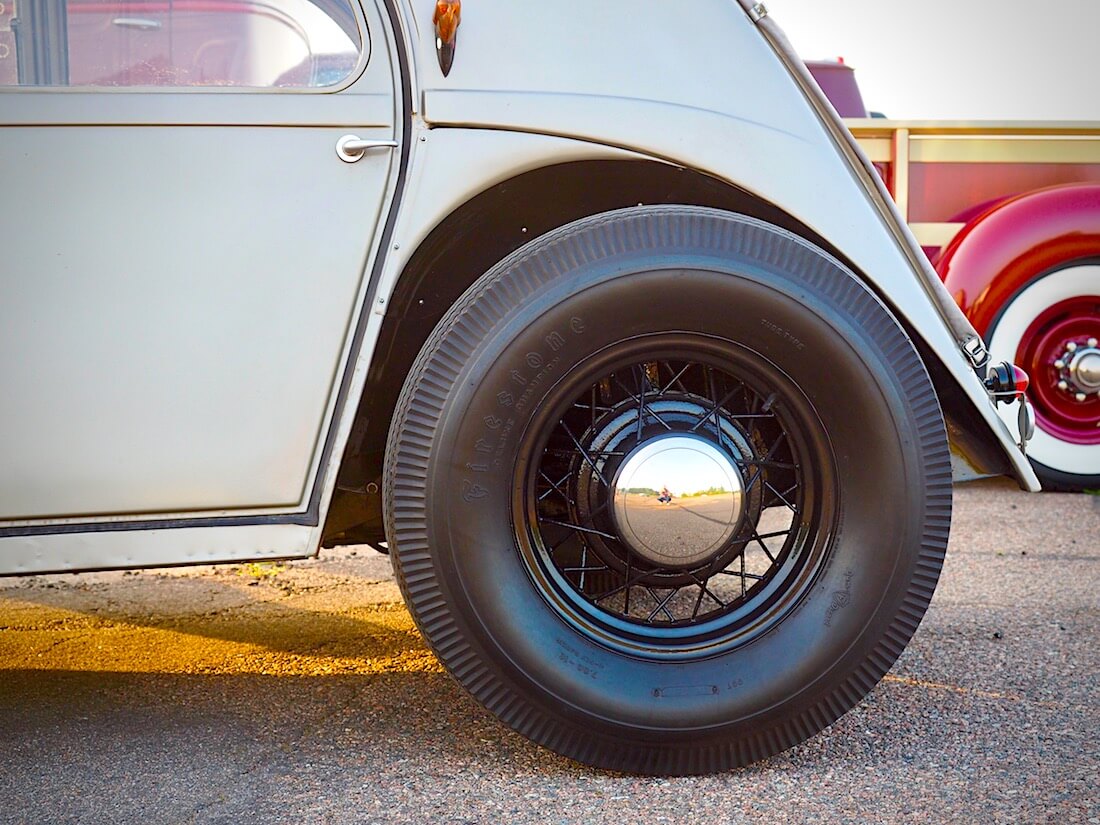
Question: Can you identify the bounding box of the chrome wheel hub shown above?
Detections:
[612,435,745,569]
[1055,338,1100,402]
[1069,348,1100,391]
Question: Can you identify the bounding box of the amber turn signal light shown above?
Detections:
[433,0,461,77]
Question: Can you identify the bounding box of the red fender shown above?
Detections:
[935,183,1100,335]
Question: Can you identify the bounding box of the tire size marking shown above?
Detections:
[760,318,805,351]
[459,318,586,503]
[554,637,603,681]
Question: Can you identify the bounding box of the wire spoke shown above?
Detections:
[689,386,742,432]
[742,432,786,493]
[690,581,707,620]
[685,571,726,610]
[623,553,632,614]
[764,480,799,513]
[593,563,657,602]
[660,361,693,394]
[573,401,615,414]
[755,528,793,541]
[537,470,573,503]
[645,587,679,623]
[549,531,577,554]
[737,458,797,471]
[543,519,618,541]
[560,421,610,487]
[706,366,723,433]
[751,530,777,564]
[545,448,625,458]
[716,569,765,581]
[613,376,674,433]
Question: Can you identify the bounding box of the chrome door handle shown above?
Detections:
[336,135,398,163]
[112,17,163,30]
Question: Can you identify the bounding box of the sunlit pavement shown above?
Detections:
[1,480,1097,824]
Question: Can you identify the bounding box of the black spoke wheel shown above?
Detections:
[386,207,951,775]
[518,343,833,656]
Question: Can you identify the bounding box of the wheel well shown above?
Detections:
[320,159,1001,546]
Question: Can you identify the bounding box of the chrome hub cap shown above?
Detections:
[1067,345,1100,394]
[612,435,745,569]
[1054,339,1100,404]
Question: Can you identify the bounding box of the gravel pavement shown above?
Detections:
[0,479,1097,824]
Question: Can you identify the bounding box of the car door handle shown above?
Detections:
[336,135,399,163]
[112,17,163,30]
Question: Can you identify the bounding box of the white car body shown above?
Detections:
[0,0,1036,575]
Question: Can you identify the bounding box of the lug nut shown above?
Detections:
[1090,338,1099,348]
[1058,380,1069,390]
[1067,342,1078,352]
[1055,359,1066,369]
[1076,392,1088,402]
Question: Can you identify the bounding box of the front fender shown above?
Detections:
[396,0,1039,489]
[937,183,1100,335]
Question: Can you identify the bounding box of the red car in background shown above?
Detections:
[810,59,1100,491]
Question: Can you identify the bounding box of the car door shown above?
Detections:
[0,0,399,524]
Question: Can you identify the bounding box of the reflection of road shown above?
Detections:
[623,495,736,552]
[670,497,738,527]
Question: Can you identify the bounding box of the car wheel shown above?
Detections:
[385,206,951,774]
[986,261,1100,491]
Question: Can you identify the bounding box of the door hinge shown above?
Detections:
[749,3,769,22]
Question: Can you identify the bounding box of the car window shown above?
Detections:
[0,1,14,84]
[0,0,364,88]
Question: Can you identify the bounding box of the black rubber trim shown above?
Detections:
[0,513,316,538]
[386,206,953,774]
[1,554,308,578]
[303,0,414,516]
[0,0,414,540]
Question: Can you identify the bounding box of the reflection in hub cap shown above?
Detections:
[1070,349,1100,391]
[611,435,745,569]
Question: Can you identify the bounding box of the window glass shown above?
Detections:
[0,1,15,85]
[1,0,363,87]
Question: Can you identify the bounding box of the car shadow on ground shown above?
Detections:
[0,585,594,819]
[0,571,420,663]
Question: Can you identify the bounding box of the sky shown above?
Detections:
[764,0,1100,120]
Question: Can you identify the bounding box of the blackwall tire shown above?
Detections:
[986,261,1100,492]
[384,207,952,775]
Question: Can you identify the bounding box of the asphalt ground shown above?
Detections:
[0,479,1097,824]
